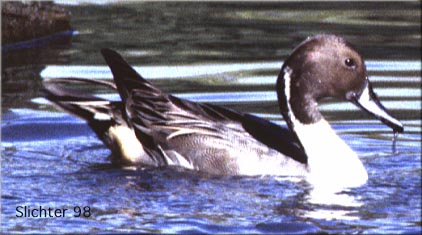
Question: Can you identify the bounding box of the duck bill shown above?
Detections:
[349,80,404,133]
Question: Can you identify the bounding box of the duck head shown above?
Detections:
[277,34,404,133]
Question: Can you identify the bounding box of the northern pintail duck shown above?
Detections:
[44,34,403,188]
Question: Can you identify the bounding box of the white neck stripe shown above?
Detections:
[283,66,301,128]
[281,66,368,188]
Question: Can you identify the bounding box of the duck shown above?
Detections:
[43,34,403,188]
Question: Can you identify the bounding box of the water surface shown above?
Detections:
[2,2,421,234]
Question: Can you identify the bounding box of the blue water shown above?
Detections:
[2,1,421,233]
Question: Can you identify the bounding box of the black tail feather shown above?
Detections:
[100,48,161,103]
[42,78,107,121]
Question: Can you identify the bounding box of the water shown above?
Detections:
[2,1,421,233]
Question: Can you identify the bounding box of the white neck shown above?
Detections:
[282,67,368,189]
[294,119,368,189]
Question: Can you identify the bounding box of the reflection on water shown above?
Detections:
[39,60,421,78]
[2,1,421,234]
[36,60,421,121]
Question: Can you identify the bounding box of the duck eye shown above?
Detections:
[345,58,356,68]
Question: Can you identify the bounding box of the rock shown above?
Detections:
[2,1,71,45]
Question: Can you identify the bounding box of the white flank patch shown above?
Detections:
[109,125,145,164]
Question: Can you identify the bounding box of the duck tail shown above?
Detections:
[42,78,122,139]
[43,77,169,167]
[100,48,162,104]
